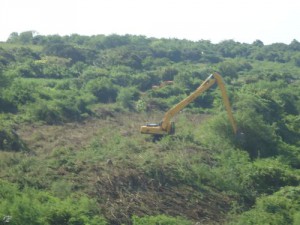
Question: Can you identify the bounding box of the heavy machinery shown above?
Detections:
[140,72,237,136]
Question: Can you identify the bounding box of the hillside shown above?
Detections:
[0,32,300,225]
[11,112,232,224]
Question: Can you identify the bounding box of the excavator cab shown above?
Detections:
[141,121,175,135]
[140,72,237,137]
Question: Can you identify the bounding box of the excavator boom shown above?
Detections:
[140,72,237,135]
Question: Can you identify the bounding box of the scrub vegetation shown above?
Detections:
[0,31,300,224]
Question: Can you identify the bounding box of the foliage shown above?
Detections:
[0,33,300,225]
[132,214,192,225]
[27,94,90,124]
[232,186,300,225]
[0,180,107,225]
[248,159,299,195]
[234,109,279,158]
[0,115,26,151]
[4,79,37,106]
[116,87,139,109]
[85,78,118,103]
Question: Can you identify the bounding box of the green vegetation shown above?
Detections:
[0,180,107,225]
[0,31,299,224]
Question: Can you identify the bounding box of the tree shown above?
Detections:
[218,61,238,78]
[19,31,36,44]
[292,53,300,67]
[7,32,19,43]
[218,39,238,58]
[252,39,264,47]
[0,66,8,88]
[43,43,85,63]
[102,34,130,48]
[289,39,300,51]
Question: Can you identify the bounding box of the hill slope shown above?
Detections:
[11,112,232,224]
[0,33,300,224]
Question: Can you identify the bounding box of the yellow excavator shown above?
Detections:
[140,72,237,136]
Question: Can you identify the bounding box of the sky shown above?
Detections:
[1,0,300,44]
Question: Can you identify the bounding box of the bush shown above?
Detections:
[4,79,37,106]
[0,180,107,225]
[232,186,300,225]
[28,101,62,124]
[292,53,300,67]
[210,149,254,199]
[85,78,118,103]
[80,66,109,82]
[27,91,92,124]
[248,159,299,195]
[234,109,279,158]
[117,87,139,109]
[0,116,26,151]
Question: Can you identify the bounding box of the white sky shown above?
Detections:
[1,0,300,44]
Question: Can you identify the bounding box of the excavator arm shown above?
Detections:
[140,72,237,135]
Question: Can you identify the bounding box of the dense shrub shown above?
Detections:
[232,186,300,225]
[0,116,26,151]
[4,79,37,106]
[234,110,279,158]
[1,34,300,225]
[248,159,299,195]
[85,78,118,103]
[28,98,88,124]
[80,66,109,82]
[117,87,140,109]
[28,101,62,124]
[0,180,107,225]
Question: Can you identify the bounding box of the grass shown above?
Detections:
[0,111,234,224]
[3,109,298,224]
